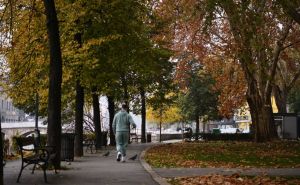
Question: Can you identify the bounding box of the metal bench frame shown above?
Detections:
[16,136,56,183]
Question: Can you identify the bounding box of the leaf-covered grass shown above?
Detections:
[167,174,300,185]
[145,141,300,168]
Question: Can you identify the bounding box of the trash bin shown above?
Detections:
[146,132,151,143]
[212,128,221,134]
[1,132,4,142]
[61,133,75,161]
[2,132,6,166]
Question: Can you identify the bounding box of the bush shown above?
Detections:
[39,134,47,146]
[194,133,253,141]
[84,133,96,140]
[12,134,48,154]
[12,136,20,154]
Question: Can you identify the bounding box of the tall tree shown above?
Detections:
[1,0,50,116]
[177,60,219,139]
[140,88,146,142]
[272,28,300,113]
[204,1,292,141]
[72,22,85,156]
[92,88,102,149]
[43,0,62,167]
[74,79,84,156]
[147,52,175,142]
[157,0,298,142]
[107,96,116,145]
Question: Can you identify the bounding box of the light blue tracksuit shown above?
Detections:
[112,109,136,156]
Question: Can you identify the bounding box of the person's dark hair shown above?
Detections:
[121,103,128,109]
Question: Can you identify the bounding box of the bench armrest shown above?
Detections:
[38,148,50,161]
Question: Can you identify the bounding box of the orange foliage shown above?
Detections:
[156,0,247,117]
[171,174,300,185]
[204,56,247,118]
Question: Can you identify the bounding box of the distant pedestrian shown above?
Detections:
[113,103,136,162]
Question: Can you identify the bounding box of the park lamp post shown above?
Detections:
[159,108,162,143]
[34,93,40,146]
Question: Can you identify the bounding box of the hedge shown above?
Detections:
[193,133,253,141]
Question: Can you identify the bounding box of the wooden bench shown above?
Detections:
[83,132,108,153]
[83,139,96,153]
[130,133,142,143]
[15,136,57,183]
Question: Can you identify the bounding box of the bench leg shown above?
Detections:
[17,163,25,183]
[32,164,36,174]
[17,168,23,183]
[84,144,93,153]
[42,164,48,183]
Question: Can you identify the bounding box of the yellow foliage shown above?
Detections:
[147,106,182,124]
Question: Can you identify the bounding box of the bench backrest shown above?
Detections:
[16,137,36,149]
[15,137,38,159]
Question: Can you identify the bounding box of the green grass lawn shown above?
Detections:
[145,141,300,168]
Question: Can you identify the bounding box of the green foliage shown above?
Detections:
[12,136,19,154]
[146,47,176,122]
[1,0,172,123]
[83,133,96,141]
[39,134,47,146]
[0,0,49,115]
[178,61,219,122]
[288,85,300,113]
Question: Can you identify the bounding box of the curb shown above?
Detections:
[140,145,171,185]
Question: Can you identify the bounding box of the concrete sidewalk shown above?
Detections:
[3,141,300,185]
[4,143,159,185]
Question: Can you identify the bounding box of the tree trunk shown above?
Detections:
[195,116,199,141]
[74,80,84,157]
[273,85,287,113]
[247,87,277,142]
[219,1,288,142]
[43,0,62,168]
[140,88,146,143]
[121,75,129,107]
[107,96,116,146]
[121,76,130,143]
[74,28,84,157]
[92,89,102,149]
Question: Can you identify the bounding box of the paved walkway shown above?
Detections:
[3,142,300,185]
[4,143,159,185]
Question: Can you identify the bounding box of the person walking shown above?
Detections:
[112,103,136,162]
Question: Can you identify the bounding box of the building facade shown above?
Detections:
[0,93,25,122]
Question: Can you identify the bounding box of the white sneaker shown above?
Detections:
[121,156,126,162]
[116,152,121,162]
